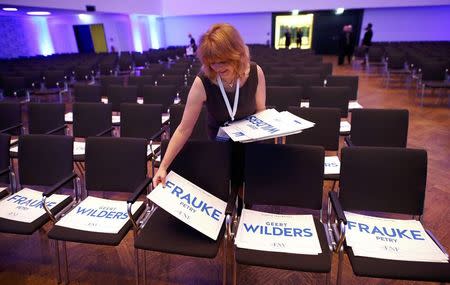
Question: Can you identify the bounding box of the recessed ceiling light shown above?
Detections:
[335,8,345,15]
[2,7,18,11]
[291,9,299,16]
[27,11,51,16]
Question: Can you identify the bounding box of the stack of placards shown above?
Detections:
[218,108,315,143]
[345,212,448,263]
[148,171,227,240]
[235,209,322,255]
[56,196,143,233]
[0,188,69,222]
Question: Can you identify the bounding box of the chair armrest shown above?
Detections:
[0,123,23,134]
[96,127,114,137]
[225,186,239,215]
[45,124,68,135]
[43,172,78,197]
[329,191,347,225]
[0,168,10,177]
[344,136,354,147]
[149,127,166,141]
[127,177,152,204]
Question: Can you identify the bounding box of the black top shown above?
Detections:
[198,62,258,139]
[362,29,373,46]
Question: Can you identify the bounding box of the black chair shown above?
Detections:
[155,74,185,87]
[418,61,450,106]
[0,102,23,135]
[308,86,350,119]
[100,76,125,97]
[98,63,116,76]
[28,103,66,135]
[384,53,410,87]
[329,146,450,284]
[127,75,154,98]
[48,137,150,284]
[0,133,14,198]
[107,85,138,112]
[73,84,102,103]
[266,86,303,111]
[1,76,29,100]
[169,104,209,141]
[325,76,359,101]
[143,85,177,112]
[345,108,408,147]
[132,140,235,285]
[233,143,333,285]
[287,74,324,92]
[43,70,67,89]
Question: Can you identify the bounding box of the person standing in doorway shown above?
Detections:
[284,29,291,49]
[361,23,373,64]
[338,25,355,65]
[296,28,303,48]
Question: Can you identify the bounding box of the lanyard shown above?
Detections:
[217,75,240,122]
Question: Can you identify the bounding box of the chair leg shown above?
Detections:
[232,258,237,285]
[337,249,344,285]
[62,241,69,285]
[222,235,228,285]
[421,84,425,107]
[54,240,62,284]
[143,250,147,285]
[135,247,140,285]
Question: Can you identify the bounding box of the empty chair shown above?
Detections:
[73,84,102,103]
[120,103,164,140]
[233,143,333,284]
[1,76,28,98]
[329,147,450,284]
[287,74,324,91]
[264,74,286,86]
[73,66,94,82]
[107,85,138,112]
[308,86,350,118]
[100,76,125,97]
[143,85,177,112]
[28,102,66,135]
[418,61,450,105]
[72,102,113,139]
[127,75,154,98]
[384,53,409,87]
[169,104,209,140]
[325,76,359,101]
[0,102,23,135]
[0,133,13,198]
[155,74,185,87]
[98,63,116,76]
[266,86,303,111]
[43,70,67,89]
[345,108,408,147]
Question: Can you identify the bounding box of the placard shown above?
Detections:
[324,156,340,175]
[64,112,73,123]
[56,196,143,234]
[345,212,448,263]
[0,188,69,223]
[220,109,315,143]
[235,209,322,255]
[348,101,363,110]
[148,171,227,240]
[147,143,161,157]
[73,141,85,156]
[340,120,351,133]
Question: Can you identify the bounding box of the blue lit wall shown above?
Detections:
[30,16,55,56]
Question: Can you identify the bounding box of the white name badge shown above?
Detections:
[340,120,351,133]
[148,171,227,240]
[65,112,73,123]
[345,212,448,263]
[0,188,69,223]
[56,196,143,234]
[221,109,315,143]
[235,209,322,255]
[324,156,341,175]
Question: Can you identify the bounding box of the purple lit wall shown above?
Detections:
[163,13,271,46]
[0,16,42,58]
[361,5,450,42]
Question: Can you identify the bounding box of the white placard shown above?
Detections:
[220,109,315,143]
[147,143,161,157]
[56,196,143,234]
[0,188,69,223]
[345,212,448,263]
[340,120,351,133]
[73,141,85,156]
[162,114,169,124]
[349,101,363,110]
[112,115,120,124]
[101,97,108,104]
[148,171,227,240]
[235,209,322,255]
[10,139,18,145]
[137,97,144,104]
[64,112,73,123]
[300,101,310,108]
[324,156,340,175]
[9,145,18,153]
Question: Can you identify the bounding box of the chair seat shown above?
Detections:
[235,217,331,273]
[0,195,73,235]
[324,173,340,181]
[48,201,145,246]
[347,246,450,282]
[134,208,225,258]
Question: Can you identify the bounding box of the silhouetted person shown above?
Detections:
[284,30,291,49]
[361,23,373,64]
[296,28,303,48]
[338,25,355,65]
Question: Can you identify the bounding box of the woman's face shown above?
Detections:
[210,61,234,79]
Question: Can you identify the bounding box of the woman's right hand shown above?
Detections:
[153,167,167,188]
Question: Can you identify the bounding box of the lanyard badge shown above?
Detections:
[217,76,240,122]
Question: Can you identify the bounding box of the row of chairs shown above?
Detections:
[1,135,448,284]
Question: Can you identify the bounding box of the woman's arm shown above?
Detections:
[153,76,206,187]
[255,64,267,112]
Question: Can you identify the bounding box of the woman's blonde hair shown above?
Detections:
[197,23,250,81]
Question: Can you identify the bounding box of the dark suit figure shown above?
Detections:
[338,25,355,65]
[284,30,291,49]
[296,28,303,48]
[361,23,373,64]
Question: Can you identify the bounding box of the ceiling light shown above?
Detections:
[335,8,345,15]
[27,11,51,16]
[291,9,299,16]
[2,7,18,11]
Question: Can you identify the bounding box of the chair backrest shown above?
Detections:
[73,102,112,138]
[339,146,427,216]
[0,102,22,135]
[107,85,138,112]
[349,108,408,147]
[286,74,324,90]
[308,86,350,118]
[0,133,11,184]
[169,104,209,140]
[156,74,185,87]
[28,103,65,135]
[266,86,303,111]
[127,76,154,97]
[43,70,66,88]
[18,134,74,187]
[73,84,102,103]
[2,76,26,96]
[120,103,163,140]
[286,107,340,151]
[161,140,231,201]
[100,76,125,97]
[143,85,177,112]
[85,137,147,192]
[244,143,324,210]
[325,76,359,101]
[420,61,448,81]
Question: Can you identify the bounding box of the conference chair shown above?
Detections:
[127,75,155,98]
[308,87,350,119]
[0,101,23,136]
[1,76,29,101]
[47,137,150,284]
[143,85,178,113]
[155,74,185,87]
[328,146,450,284]
[131,140,235,285]
[98,63,116,76]
[28,102,67,135]
[232,143,333,285]
[345,109,408,147]
[73,84,102,103]
[42,70,67,89]
[100,75,125,97]
[287,74,324,93]
[73,66,95,82]
[0,133,14,199]
[325,76,359,102]
[107,85,138,112]
[169,104,209,140]
[266,86,304,111]
[418,61,450,106]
